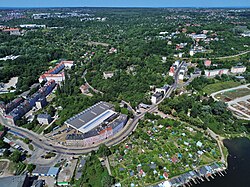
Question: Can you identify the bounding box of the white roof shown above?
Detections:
[78,110,116,134]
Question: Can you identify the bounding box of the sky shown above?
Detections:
[0,0,249,8]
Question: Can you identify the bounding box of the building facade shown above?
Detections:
[231,66,246,74]
[204,69,229,77]
[151,92,163,104]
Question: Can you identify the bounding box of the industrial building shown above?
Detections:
[66,114,127,146]
[65,102,117,134]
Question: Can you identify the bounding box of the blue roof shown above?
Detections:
[47,167,59,176]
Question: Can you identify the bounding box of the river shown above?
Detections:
[194,138,250,187]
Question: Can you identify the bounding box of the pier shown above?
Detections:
[151,163,227,187]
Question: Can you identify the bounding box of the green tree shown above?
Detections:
[101,171,115,187]
[11,150,21,163]
[27,164,36,174]
[97,144,111,158]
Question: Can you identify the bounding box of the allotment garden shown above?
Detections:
[109,117,221,186]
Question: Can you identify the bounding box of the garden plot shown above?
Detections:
[109,118,221,186]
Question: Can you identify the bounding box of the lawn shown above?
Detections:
[203,81,241,95]
[109,118,221,186]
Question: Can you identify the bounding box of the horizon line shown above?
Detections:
[0,6,250,9]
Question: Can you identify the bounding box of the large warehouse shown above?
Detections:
[65,101,117,134]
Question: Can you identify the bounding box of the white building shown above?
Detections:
[20,24,46,28]
[162,56,167,62]
[37,114,52,125]
[191,34,207,40]
[151,92,163,104]
[205,69,229,77]
[178,70,185,80]
[155,85,170,95]
[62,61,74,69]
[231,66,246,74]
[174,60,180,67]
[189,50,194,56]
[103,71,114,79]
[39,73,65,83]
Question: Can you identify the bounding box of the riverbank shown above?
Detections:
[193,138,250,187]
[151,137,250,187]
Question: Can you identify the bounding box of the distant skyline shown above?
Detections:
[0,0,250,8]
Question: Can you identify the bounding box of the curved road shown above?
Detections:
[179,50,250,60]
[0,62,184,155]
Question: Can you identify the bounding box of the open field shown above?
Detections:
[211,84,250,120]
[203,81,241,95]
[215,88,250,102]
[109,118,220,186]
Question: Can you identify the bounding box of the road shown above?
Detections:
[210,83,250,101]
[177,74,200,88]
[180,50,250,60]
[83,69,104,95]
[206,128,226,165]
[0,62,185,155]
[121,100,136,115]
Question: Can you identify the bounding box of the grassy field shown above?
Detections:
[215,88,250,102]
[203,81,241,95]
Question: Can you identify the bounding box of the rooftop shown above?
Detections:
[65,101,115,133]
[37,114,51,119]
[152,92,163,98]
[0,175,27,187]
[32,166,59,176]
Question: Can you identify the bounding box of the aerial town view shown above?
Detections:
[0,0,250,187]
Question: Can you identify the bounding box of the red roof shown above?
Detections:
[3,28,20,32]
[139,169,144,175]
[46,61,65,74]
[170,66,175,73]
[61,60,74,64]
[164,172,169,178]
[171,156,178,163]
